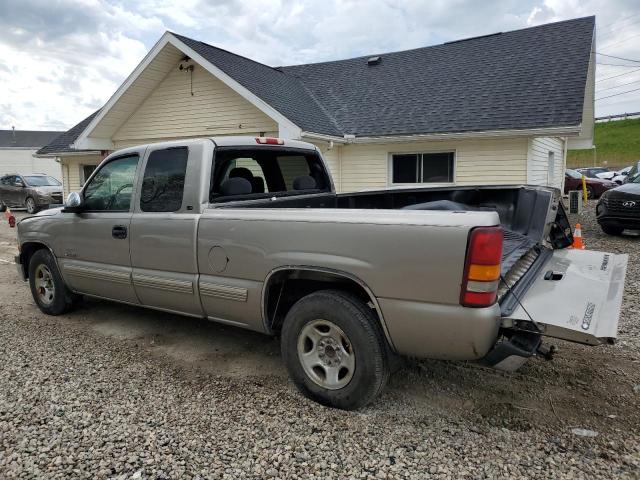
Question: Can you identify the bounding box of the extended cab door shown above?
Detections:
[129,141,211,316]
[58,153,141,303]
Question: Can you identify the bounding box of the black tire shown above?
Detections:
[28,249,78,315]
[601,225,624,236]
[25,197,39,214]
[0,200,6,212]
[281,290,390,410]
[585,185,596,200]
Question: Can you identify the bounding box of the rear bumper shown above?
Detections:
[378,298,501,360]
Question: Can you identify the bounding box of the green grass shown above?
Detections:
[567,118,640,169]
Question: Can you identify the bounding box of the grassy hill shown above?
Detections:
[567,117,640,169]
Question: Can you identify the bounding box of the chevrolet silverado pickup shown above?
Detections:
[15,137,628,409]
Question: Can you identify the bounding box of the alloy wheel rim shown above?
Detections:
[34,264,55,305]
[27,198,35,213]
[297,319,355,390]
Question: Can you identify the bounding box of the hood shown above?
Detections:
[587,177,616,186]
[29,185,62,193]
[35,206,64,216]
[607,182,640,198]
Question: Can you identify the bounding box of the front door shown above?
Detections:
[58,153,142,303]
[0,176,17,206]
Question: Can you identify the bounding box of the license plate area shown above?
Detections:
[502,249,628,345]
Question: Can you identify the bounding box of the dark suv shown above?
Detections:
[596,173,640,235]
[0,174,63,214]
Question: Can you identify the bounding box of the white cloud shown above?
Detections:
[1,0,639,130]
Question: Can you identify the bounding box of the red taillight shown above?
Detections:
[460,227,503,308]
[255,137,284,145]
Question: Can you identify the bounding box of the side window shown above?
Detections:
[140,147,188,212]
[83,155,139,211]
[81,164,97,186]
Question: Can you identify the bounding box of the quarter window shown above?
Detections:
[140,147,188,212]
[391,152,454,184]
[83,155,139,211]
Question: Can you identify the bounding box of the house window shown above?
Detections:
[81,164,97,185]
[547,151,555,185]
[391,152,454,184]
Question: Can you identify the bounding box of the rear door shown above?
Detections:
[129,141,210,316]
[503,249,628,345]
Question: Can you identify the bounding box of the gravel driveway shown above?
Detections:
[0,204,639,479]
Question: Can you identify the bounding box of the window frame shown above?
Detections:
[388,150,456,186]
[80,153,140,213]
[80,164,98,186]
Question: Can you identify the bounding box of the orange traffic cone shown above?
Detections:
[571,223,585,250]
[3,207,15,228]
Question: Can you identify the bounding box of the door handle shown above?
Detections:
[112,225,127,239]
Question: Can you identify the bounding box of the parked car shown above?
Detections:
[576,167,610,179]
[596,173,640,235]
[0,174,63,214]
[564,169,617,198]
[611,166,632,185]
[14,137,628,409]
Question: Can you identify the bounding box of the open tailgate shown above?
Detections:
[503,249,628,345]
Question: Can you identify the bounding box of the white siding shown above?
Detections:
[0,149,61,179]
[336,138,528,193]
[59,154,102,197]
[113,61,278,143]
[527,137,565,188]
[311,142,341,191]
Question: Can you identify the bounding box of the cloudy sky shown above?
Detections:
[1,0,639,131]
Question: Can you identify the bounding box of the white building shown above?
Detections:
[0,128,63,180]
[37,17,595,196]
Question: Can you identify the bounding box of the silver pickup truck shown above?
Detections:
[15,137,628,409]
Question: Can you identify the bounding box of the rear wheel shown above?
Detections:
[281,290,390,410]
[28,249,78,315]
[25,197,39,214]
[0,199,6,212]
[601,225,624,236]
[585,185,595,200]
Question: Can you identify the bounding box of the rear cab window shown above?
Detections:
[210,147,330,202]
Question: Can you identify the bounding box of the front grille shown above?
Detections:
[602,197,640,216]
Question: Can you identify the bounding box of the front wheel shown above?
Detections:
[28,249,78,315]
[281,290,390,410]
[585,185,595,200]
[25,197,39,214]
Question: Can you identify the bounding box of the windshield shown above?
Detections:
[23,175,61,187]
[566,169,582,179]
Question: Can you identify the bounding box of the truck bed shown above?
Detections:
[216,184,568,277]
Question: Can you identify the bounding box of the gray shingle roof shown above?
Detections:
[280,16,594,136]
[41,16,594,154]
[35,110,101,155]
[0,129,63,148]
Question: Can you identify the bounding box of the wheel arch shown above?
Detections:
[261,266,396,351]
[19,241,59,280]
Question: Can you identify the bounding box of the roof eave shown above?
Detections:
[344,125,583,144]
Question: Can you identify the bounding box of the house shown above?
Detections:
[37,16,595,197]
[1,128,64,179]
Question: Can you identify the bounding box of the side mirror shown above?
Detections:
[63,192,83,213]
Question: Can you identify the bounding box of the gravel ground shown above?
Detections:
[0,204,639,479]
